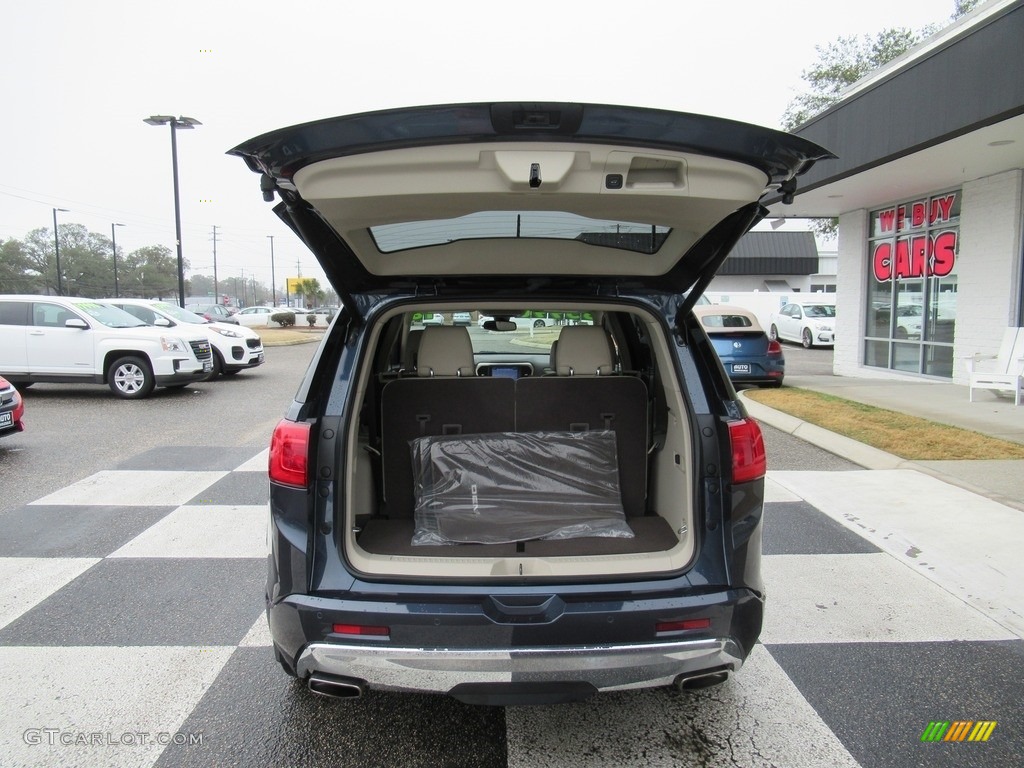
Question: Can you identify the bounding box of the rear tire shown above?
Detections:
[802,328,814,349]
[108,356,155,399]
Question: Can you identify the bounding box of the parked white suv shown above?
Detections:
[103,299,265,378]
[0,296,213,399]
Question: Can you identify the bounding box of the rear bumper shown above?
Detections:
[271,582,763,698]
[296,636,745,696]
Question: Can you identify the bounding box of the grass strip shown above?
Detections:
[744,387,1024,461]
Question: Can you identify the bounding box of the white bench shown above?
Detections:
[966,327,1024,406]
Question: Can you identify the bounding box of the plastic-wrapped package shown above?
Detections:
[410,430,633,545]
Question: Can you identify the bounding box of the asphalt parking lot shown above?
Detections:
[1,340,1020,767]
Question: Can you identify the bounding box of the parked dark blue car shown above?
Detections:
[695,305,785,388]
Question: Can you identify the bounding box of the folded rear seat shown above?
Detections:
[379,326,515,517]
[515,326,649,516]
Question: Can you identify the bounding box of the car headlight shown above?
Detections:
[813,322,832,331]
[210,326,243,338]
[160,336,188,352]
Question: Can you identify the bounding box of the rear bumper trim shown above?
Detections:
[295,637,745,694]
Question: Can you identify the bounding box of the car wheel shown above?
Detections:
[769,324,779,341]
[801,328,814,349]
[533,319,545,328]
[895,326,908,339]
[206,350,224,380]
[108,356,155,399]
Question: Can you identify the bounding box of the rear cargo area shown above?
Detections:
[341,304,697,579]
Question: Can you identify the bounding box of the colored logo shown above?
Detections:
[921,721,997,742]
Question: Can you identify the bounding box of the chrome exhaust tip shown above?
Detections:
[674,667,731,691]
[308,673,366,699]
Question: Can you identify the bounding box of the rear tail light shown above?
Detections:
[269,419,310,488]
[728,418,766,484]
[766,339,783,357]
[332,623,390,637]
[656,618,711,633]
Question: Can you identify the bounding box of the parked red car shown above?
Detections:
[0,375,25,437]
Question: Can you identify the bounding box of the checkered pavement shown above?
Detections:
[0,447,1021,767]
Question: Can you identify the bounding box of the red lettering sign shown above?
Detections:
[873,242,892,281]
[932,194,955,224]
[930,231,956,277]
[875,193,957,234]
[872,232,957,281]
[878,209,897,233]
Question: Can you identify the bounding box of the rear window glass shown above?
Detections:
[406,311,595,357]
[372,211,670,254]
[700,313,754,328]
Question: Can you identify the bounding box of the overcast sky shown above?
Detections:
[1,0,961,291]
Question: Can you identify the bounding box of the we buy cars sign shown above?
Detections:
[872,193,958,282]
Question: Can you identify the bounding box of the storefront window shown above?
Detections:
[865,190,960,377]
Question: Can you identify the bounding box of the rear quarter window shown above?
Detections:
[0,302,30,326]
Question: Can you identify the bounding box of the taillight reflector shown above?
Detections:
[729,418,766,484]
[656,618,711,632]
[767,339,783,356]
[332,623,390,637]
[268,419,310,488]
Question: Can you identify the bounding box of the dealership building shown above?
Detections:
[772,0,1024,382]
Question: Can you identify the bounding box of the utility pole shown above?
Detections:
[212,225,219,303]
[268,235,276,306]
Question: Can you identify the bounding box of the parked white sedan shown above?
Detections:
[234,306,281,327]
[770,301,836,348]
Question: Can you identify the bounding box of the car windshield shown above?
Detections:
[153,302,208,324]
[372,211,671,254]
[72,301,147,328]
[803,304,836,318]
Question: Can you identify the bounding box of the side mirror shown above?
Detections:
[153,317,172,327]
[65,318,89,329]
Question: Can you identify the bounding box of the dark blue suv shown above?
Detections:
[230,102,831,705]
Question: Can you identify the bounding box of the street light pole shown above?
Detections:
[267,235,276,306]
[52,207,69,295]
[144,115,201,308]
[111,223,125,297]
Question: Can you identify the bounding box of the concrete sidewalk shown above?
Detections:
[741,374,1024,513]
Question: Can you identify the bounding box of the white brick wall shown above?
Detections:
[834,209,871,377]
[953,170,1024,383]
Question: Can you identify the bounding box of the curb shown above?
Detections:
[738,390,1024,514]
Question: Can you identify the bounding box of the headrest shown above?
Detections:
[555,326,615,376]
[416,326,475,377]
